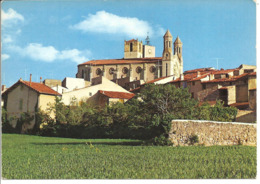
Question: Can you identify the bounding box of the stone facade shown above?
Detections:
[169,120,256,146]
[76,30,183,85]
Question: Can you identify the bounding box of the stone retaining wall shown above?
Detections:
[169,120,256,146]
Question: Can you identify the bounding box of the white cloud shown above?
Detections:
[1,54,10,61]
[11,43,91,64]
[1,8,24,26]
[2,35,13,43]
[71,11,155,38]
[58,49,91,63]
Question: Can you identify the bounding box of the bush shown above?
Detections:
[189,134,199,145]
[33,84,238,145]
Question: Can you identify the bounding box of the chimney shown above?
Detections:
[40,77,42,83]
[180,74,184,80]
[197,71,201,77]
[30,74,32,86]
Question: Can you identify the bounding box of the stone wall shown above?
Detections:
[169,120,256,146]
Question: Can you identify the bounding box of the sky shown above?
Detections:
[1,0,256,87]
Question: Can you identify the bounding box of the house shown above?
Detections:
[61,76,134,106]
[2,77,61,133]
[93,90,135,107]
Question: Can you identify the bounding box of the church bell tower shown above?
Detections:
[162,30,174,77]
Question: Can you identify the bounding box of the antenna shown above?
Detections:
[212,58,223,70]
[145,32,150,45]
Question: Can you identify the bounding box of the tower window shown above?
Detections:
[130,43,133,52]
[166,63,168,76]
[169,41,171,47]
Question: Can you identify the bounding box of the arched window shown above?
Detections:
[136,67,142,74]
[169,41,171,47]
[130,43,133,52]
[122,67,129,74]
[96,68,102,75]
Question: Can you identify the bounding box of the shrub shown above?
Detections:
[189,134,199,145]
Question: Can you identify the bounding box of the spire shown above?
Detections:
[174,36,182,44]
[164,29,172,38]
[145,32,150,45]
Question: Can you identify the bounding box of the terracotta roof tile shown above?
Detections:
[22,81,61,95]
[184,67,216,74]
[248,72,256,76]
[2,80,61,96]
[78,57,162,66]
[125,39,138,43]
[144,75,171,84]
[99,90,135,99]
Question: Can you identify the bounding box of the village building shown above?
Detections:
[76,30,183,87]
[1,76,61,133]
[61,76,134,106]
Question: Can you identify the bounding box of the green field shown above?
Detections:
[2,134,256,179]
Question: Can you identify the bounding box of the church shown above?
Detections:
[76,30,183,86]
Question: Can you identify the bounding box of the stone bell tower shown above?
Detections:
[174,36,183,76]
[162,30,174,77]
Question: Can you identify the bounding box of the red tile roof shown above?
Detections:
[125,39,138,43]
[184,67,216,74]
[248,72,256,76]
[21,81,61,95]
[211,69,236,75]
[144,75,172,84]
[2,79,61,96]
[78,57,162,66]
[98,90,135,99]
[189,74,209,81]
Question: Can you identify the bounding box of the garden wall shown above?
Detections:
[169,120,256,146]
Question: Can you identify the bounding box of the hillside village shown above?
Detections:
[1,30,257,132]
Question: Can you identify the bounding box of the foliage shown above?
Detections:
[189,134,199,145]
[9,84,237,145]
[2,134,256,179]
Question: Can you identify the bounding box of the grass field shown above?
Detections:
[2,134,256,179]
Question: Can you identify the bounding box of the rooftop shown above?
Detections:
[98,90,135,99]
[78,57,162,66]
[2,79,61,96]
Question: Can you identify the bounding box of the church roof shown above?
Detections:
[174,36,182,44]
[78,57,162,66]
[164,30,172,37]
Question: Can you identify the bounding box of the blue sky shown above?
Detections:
[1,0,256,87]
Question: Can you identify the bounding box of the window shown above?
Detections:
[109,68,115,75]
[19,99,23,110]
[96,68,102,75]
[130,43,133,52]
[192,81,195,86]
[82,69,85,79]
[169,41,171,47]
[122,67,129,74]
[191,93,194,98]
[150,66,156,73]
[166,63,168,76]
[89,92,92,96]
[136,67,142,74]
[202,84,206,90]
